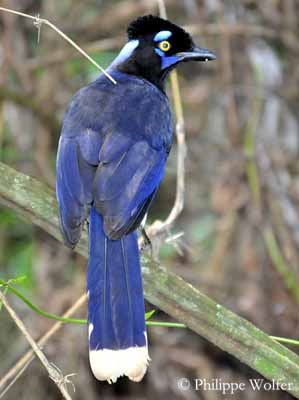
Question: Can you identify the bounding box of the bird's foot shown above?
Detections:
[140,228,153,255]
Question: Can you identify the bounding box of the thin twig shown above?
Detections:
[0,356,34,399]
[163,72,186,228]
[244,85,262,211]
[149,0,187,237]
[263,228,299,303]
[206,212,236,281]
[156,0,167,19]
[0,278,87,324]
[0,293,86,395]
[218,6,239,145]
[0,7,116,84]
[0,291,74,399]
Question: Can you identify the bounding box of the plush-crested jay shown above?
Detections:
[56,15,215,383]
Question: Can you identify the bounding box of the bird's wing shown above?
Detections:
[56,133,99,248]
[56,82,107,248]
[93,133,167,239]
[57,126,166,244]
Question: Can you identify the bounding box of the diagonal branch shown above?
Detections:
[0,291,74,400]
[0,293,86,393]
[0,162,299,398]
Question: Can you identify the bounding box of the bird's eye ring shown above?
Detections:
[158,40,171,52]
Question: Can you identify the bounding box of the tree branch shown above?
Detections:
[0,162,299,398]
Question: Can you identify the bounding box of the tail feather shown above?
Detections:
[87,206,149,383]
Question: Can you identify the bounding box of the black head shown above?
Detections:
[111,15,215,91]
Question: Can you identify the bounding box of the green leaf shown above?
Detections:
[145,309,156,320]
[7,275,27,285]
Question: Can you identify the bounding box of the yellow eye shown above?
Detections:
[158,40,171,52]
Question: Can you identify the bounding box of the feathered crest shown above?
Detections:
[127,15,193,49]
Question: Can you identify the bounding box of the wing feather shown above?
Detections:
[56,137,94,247]
[93,140,166,239]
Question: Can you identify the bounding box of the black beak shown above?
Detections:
[176,46,216,62]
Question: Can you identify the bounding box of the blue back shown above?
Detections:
[57,71,173,244]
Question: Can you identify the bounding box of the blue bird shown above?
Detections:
[56,15,215,383]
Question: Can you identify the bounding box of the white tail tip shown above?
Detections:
[89,346,150,383]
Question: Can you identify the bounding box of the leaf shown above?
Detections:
[145,309,156,320]
[7,275,27,285]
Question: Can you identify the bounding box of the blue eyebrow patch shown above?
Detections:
[153,30,172,42]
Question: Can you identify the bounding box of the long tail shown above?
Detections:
[87,206,149,383]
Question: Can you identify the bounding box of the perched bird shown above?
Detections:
[56,15,215,383]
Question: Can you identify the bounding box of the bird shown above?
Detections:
[56,14,215,384]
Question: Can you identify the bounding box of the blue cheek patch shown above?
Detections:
[154,48,180,70]
[153,30,172,42]
[161,55,180,69]
[154,48,165,58]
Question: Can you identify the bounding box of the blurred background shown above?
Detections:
[0,0,298,399]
